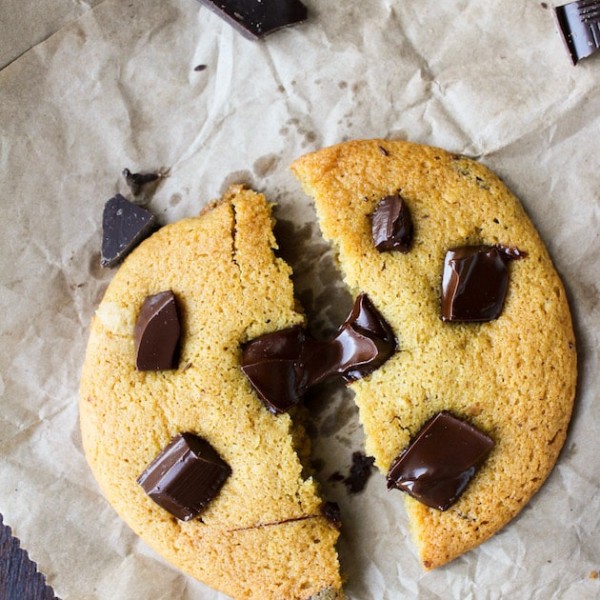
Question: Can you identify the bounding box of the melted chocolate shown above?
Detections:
[241,293,396,414]
[371,193,414,253]
[134,291,181,371]
[138,433,231,521]
[441,245,524,322]
[387,412,494,511]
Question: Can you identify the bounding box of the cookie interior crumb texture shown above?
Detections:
[80,185,343,599]
[291,139,577,569]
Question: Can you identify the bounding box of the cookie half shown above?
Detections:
[80,186,343,599]
[292,140,577,569]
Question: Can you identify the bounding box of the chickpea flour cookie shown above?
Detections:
[292,139,577,569]
[80,186,343,600]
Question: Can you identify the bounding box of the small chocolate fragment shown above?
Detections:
[441,245,524,322]
[100,194,158,268]
[122,168,161,196]
[138,433,231,521]
[344,452,375,494]
[134,291,181,371]
[371,194,414,253]
[241,294,396,413]
[194,64,208,72]
[555,0,600,64]
[321,502,342,529]
[196,0,308,40]
[387,411,494,511]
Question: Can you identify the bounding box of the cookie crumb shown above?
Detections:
[589,570,599,580]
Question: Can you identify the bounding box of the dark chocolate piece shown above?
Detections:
[371,194,414,253]
[100,194,158,268]
[196,0,308,40]
[344,452,375,494]
[387,412,494,511]
[441,245,524,322]
[0,514,59,600]
[241,294,396,413]
[241,326,307,414]
[138,433,231,521]
[194,64,208,72]
[134,291,181,371]
[555,0,600,64]
[122,168,161,196]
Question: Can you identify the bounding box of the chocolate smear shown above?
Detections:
[134,291,181,371]
[241,294,396,414]
[122,168,161,196]
[138,433,231,521]
[387,411,494,511]
[371,193,414,253]
[100,194,158,268]
[441,245,524,322]
[196,0,308,40]
[555,0,600,64]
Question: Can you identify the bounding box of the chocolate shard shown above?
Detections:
[122,168,161,196]
[441,245,524,323]
[241,294,396,414]
[138,433,231,521]
[387,412,494,511]
[134,291,181,371]
[100,194,158,268]
[371,193,414,253]
[555,0,600,64]
[196,0,308,40]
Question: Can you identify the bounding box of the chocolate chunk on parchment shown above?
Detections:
[387,412,494,511]
[134,291,181,371]
[441,245,524,322]
[138,433,231,521]
[196,0,308,40]
[100,194,158,268]
[555,0,600,64]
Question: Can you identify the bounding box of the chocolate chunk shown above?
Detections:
[241,294,396,413]
[122,168,161,196]
[371,194,414,253]
[387,412,494,511]
[137,433,231,521]
[555,0,600,64]
[196,0,308,40]
[441,245,524,322]
[194,64,208,72]
[241,326,307,414]
[344,452,375,494]
[322,293,397,383]
[134,291,181,371]
[100,194,158,268]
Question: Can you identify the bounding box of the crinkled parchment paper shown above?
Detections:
[1,1,600,598]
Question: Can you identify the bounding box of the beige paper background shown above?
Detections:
[1,1,599,598]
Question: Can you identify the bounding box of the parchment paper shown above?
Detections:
[1,1,599,598]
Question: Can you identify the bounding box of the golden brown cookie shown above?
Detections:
[292,139,577,569]
[80,186,343,599]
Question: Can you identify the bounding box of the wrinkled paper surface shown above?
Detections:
[1,1,600,598]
